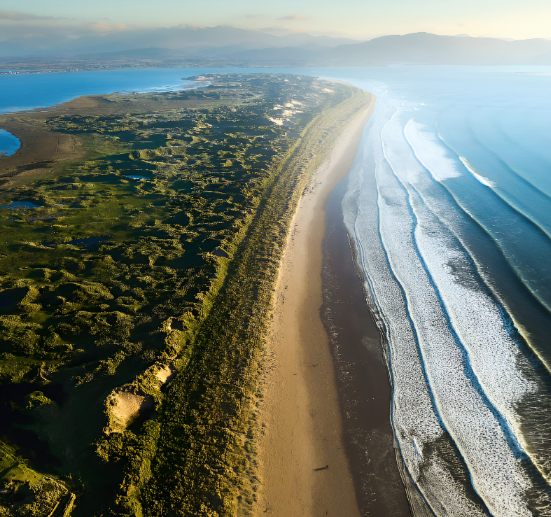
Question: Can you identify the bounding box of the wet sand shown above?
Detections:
[256,96,411,516]
[319,171,412,516]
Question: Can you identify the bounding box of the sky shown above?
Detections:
[1,0,551,42]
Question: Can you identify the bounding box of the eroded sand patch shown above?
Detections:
[105,389,154,433]
[104,363,175,434]
[113,391,153,427]
[155,364,175,384]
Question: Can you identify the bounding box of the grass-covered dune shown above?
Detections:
[0,74,371,516]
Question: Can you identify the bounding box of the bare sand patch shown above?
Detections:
[106,389,154,433]
[112,392,152,428]
[105,363,175,433]
[155,364,175,384]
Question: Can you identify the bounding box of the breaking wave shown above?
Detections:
[343,80,551,515]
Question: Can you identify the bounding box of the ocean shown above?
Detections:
[340,67,551,515]
[2,65,551,515]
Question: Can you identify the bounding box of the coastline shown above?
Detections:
[0,76,375,515]
[256,97,398,516]
[320,161,412,515]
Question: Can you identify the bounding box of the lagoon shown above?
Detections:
[0,129,20,156]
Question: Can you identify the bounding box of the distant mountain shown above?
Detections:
[219,33,551,67]
[223,46,320,66]
[323,32,551,65]
[4,30,551,66]
[0,25,358,58]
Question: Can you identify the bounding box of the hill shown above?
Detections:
[323,32,551,65]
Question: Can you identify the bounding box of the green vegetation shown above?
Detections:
[0,74,371,516]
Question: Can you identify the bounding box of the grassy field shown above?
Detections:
[0,74,371,516]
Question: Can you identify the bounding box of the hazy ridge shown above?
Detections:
[3,28,551,67]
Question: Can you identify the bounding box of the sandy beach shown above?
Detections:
[256,95,410,516]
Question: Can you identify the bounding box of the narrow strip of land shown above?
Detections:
[257,99,375,516]
[0,76,374,515]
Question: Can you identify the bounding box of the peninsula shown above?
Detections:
[0,74,372,516]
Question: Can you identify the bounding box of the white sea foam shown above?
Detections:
[337,68,551,516]
[405,115,551,314]
[389,117,535,425]
[459,156,496,187]
[398,117,551,487]
[376,154,531,515]
[405,120,462,181]
[342,105,551,515]
[343,106,489,515]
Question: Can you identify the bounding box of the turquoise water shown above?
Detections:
[2,66,551,515]
[0,68,202,114]
[0,129,20,156]
[0,200,40,209]
[340,67,551,515]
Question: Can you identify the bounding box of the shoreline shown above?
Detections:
[0,77,375,516]
[320,158,412,515]
[256,96,403,515]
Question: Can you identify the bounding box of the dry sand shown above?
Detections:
[257,99,379,516]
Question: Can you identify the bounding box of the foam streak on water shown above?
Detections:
[344,89,551,515]
[344,107,489,515]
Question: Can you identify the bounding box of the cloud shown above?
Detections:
[0,10,66,21]
[259,26,306,36]
[84,22,128,33]
[0,20,133,43]
[277,15,310,21]
[177,23,204,30]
